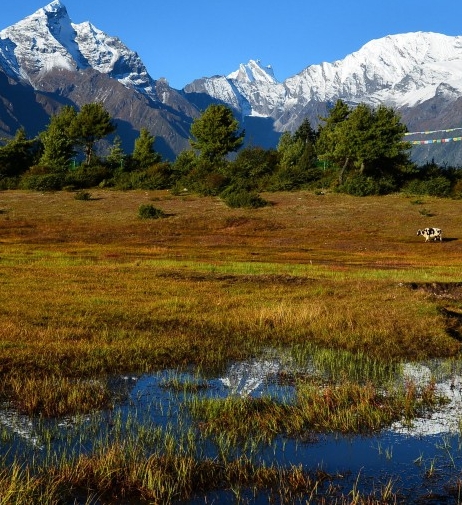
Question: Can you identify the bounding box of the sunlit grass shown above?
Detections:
[188,378,443,441]
[0,445,401,504]
[0,191,461,383]
[1,189,462,502]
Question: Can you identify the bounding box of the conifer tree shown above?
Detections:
[39,106,77,171]
[69,103,116,165]
[132,128,161,169]
[316,100,411,185]
[0,128,38,177]
[190,104,244,163]
[106,135,126,170]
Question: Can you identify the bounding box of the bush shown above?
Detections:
[267,166,308,191]
[424,176,452,197]
[113,163,173,190]
[340,174,380,196]
[229,146,279,187]
[220,188,268,208]
[18,173,64,191]
[74,190,92,201]
[138,204,165,219]
[65,164,113,189]
[0,177,19,190]
[185,171,228,196]
[339,174,397,196]
[179,158,229,196]
[451,179,462,199]
[403,176,452,197]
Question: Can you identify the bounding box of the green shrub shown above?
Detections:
[221,188,268,208]
[191,171,229,196]
[403,176,452,197]
[340,174,379,196]
[170,182,189,195]
[113,163,173,190]
[425,176,452,197]
[451,179,462,199]
[0,177,19,190]
[138,204,165,219]
[74,190,92,201]
[18,173,64,191]
[339,174,397,196]
[180,158,229,196]
[65,164,113,189]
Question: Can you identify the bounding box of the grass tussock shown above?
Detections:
[0,443,402,505]
[189,378,443,441]
[2,376,113,417]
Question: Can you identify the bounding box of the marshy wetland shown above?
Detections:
[1,189,462,503]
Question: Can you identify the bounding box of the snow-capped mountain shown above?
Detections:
[0,2,461,164]
[0,0,157,98]
[185,32,462,127]
[184,32,462,164]
[0,1,198,158]
[285,32,462,107]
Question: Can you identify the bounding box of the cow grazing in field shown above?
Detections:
[417,228,443,242]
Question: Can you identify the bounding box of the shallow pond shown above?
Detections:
[2,352,462,503]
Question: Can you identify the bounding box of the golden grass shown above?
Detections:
[189,378,442,440]
[2,189,460,505]
[0,189,462,413]
[0,447,396,505]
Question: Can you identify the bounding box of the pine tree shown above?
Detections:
[0,128,38,177]
[69,103,116,165]
[106,135,126,170]
[39,106,77,171]
[316,100,411,186]
[190,104,244,163]
[132,128,161,170]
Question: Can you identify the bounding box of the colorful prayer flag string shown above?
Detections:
[405,127,462,136]
[409,136,462,145]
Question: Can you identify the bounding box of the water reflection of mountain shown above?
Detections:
[0,405,43,449]
[3,359,462,453]
[218,356,462,436]
[219,357,283,397]
[391,362,462,436]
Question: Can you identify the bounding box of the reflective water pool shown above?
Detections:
[2,354,462,503]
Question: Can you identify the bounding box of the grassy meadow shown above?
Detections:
[1,188,462,502]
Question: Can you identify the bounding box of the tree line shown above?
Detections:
[0,100,461,205]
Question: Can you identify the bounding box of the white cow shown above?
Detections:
[417,227,443,242]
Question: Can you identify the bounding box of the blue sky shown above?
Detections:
[2,0,462,89]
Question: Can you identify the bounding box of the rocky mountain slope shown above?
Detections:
[184,33,462,165]
[1,1,462,165]
[0,0,199,158]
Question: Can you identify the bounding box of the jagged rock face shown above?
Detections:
[0,1,156,97]
[1,2,462,165]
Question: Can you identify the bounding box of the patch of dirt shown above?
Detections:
[404,282,462,300]
[404,282,462,342]
[438,307,462,341]
[155,271,314,285]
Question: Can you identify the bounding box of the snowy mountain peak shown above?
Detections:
[0,2,157,99]
[189,31,462,130]
[287,31,462,109]
[42,0,67,15]
[228,59,278,84]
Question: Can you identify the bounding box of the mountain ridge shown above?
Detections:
[1,2,462,165]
